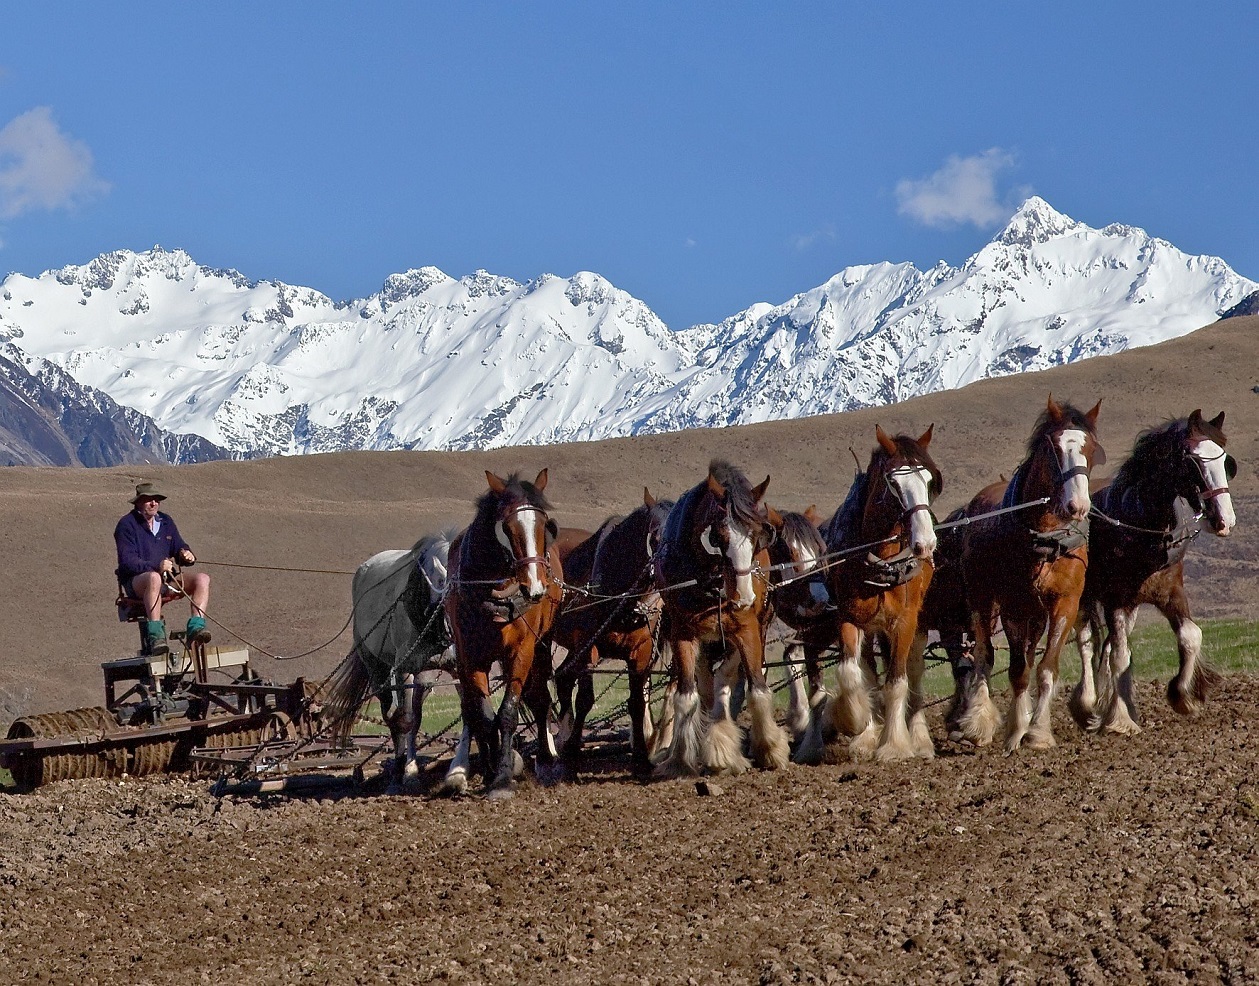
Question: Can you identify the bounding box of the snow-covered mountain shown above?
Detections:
[1,197,1254,462]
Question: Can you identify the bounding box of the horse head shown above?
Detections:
[868,424,942,560]
[693,460,774,610]
[1031,395,1105,523]
[768,504,832,620]
[1187,409,1237,536]
[483,468,558,602]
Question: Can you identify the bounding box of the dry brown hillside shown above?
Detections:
[2,315,1256,713]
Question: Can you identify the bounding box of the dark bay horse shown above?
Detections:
[956,395,1105,752]
[652,460,789,778]
[794,425,942,763]
[323,532,455,793]
[442,469,563,797]
[765,505,833,738]
[1071,410,1237,733]
[550,488,674,776]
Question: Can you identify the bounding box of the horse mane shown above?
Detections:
[1110,419,1178,491]
[706,458,764,530]
[473,472,551,524]
[1025,401,1099,459]
[779,510,827,558]
[408,528,459,556]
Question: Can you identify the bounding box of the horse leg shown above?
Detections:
[653,639,707,779]
[791,639,833,765]
[524,653,562,786]
[905,628,935,759]
[735,628,790,772]
[628,639,656,774]
[1002,617,1038,753]
[1068,605,1103,732]
[1164,586,1220,715]
[874,617,927,762]
[954,602,1003,746]
[396,674,426,790]
[1027,601,1076,749]
[484,684,525,798]
[440,722,474,795]
[1098,605,1141,734]
[447,673,496,793]
[647,677,677,763]
[782,641,812,740]
[828,624,876,754]
[706,647,751,776]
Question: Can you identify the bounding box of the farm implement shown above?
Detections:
[0,633,319,790]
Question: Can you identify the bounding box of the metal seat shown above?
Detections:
[115,582,181,623]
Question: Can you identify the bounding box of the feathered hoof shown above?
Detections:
[1067,686,1101,733]
[485,785,515,801]
[849,723,880,761]
[438,769,468,797]
[705,716,750,776]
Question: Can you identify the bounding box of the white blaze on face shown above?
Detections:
[1191,438,1236,535]
[891,466,937,557]
[1055,428,1091,520]
[726,514,757,608]
[515,507,548,598]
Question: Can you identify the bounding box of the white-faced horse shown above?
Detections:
[1071,410,1237,733]
[323,532,456,793]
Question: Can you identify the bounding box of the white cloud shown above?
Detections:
[896,149,1020,229]
[0,106,110,220]
[789,224,837,252]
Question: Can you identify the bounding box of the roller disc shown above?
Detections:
[5,708,124,788]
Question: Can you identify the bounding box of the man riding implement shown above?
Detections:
[114,482,211,656]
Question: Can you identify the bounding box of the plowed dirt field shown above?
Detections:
[3,676,1257,985]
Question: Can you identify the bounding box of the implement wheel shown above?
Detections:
[4,707,123,789]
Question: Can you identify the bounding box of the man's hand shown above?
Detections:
[176,548,196,567]
[159,558,176,576]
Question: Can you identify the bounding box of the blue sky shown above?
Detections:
[3,3,1255,329]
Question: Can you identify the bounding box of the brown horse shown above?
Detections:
[550,489,675,776]
[794,425,942,763]
[652,460,789,778]
[1071,410,1237,733]
[442,469,563,797]
[955,395,1105,752]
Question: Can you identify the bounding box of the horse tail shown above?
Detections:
[322,647,375,740]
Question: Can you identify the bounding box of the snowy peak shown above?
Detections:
[995,196,1082,247]
[0,196,1254,462]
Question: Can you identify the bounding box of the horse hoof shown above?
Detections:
[486,786,515,801]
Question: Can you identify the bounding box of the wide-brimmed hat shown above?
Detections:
[131,482,167,504]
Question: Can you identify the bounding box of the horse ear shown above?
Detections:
[533,468,549,492]
[752,475,771,503]
[1085,399,1102,429]
[1046,393,1063,420]
[1210,411,1226,430]
[766,504,784,528]
[643,486,657,508]
[804,504,821,526]
[917,423,934,448]
[486,471,507,494]
[707,473,726,500]
[875,425,897,455]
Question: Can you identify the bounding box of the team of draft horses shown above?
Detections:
[325,396,1237,798]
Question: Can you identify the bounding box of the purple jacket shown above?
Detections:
[114,510,192,581]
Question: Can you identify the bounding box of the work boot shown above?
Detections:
[186,616,211,645]
[145,619,169,657]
